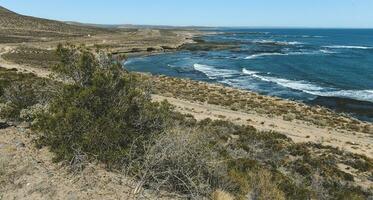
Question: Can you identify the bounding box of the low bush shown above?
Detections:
[34,44,176,168]
[248,169,286,200]
[1,83,39,121]
[131,127,228,198]
[0,67,54,123]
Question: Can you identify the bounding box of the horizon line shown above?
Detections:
[6,6,373,30]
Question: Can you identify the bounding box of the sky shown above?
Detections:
[1,0,373,28]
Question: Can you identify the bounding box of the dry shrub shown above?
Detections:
[133,127,228,199]
[211,189,235,200]
[248,170,285,200]
[283,113,296,121]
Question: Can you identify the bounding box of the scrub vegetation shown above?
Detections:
[1,45,371,199]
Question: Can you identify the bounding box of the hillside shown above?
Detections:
[0,6,113,43]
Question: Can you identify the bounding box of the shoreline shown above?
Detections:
[124,31,373,123]
[1,27,372,132]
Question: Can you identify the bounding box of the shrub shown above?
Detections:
[211,189,235,200]
[283,113,296,121]
[248,170,286,200]
[132,127,228,198]
[34,45,175,167]
[0,82,38,121]
[0,67,54,123]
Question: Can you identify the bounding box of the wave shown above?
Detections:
[300,35,325,38]
[193,64,237,79]
[252,39,304,46]
[244,50,331,60]
[245,53,285,59]
[323,45,373,50]
[242,69,373,102]
[319,49,337,54]
[196,64,373,103]
[255,75,324,92]
[241,68,323,91]
[307,90,373,103]
[242,68,259,75]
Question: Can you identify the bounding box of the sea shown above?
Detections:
[124,29,373,121]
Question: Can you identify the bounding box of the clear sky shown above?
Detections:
[1,0,373,28]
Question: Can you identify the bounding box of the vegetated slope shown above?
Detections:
[0,6,113,43]
[0,45,372,199]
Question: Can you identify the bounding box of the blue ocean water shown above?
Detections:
[125,29,373,120]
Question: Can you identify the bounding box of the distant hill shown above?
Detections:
[0,6,111,36]
[65,21,213,30]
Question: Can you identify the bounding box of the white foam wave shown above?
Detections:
[253,75,324,92]
[320,49,337,54]
[307,90,373,103]
[242,68,258,75]
[301,35,325,38]
[324,45,372,50]
[245,53,285,59]
[197,64,373,103]
[242,68,324,92]
[193,64,236,79]
[245,50,327,60]
[252,39,304,46]
[242,69,373,102]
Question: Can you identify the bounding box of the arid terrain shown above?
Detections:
[0,5,372,200]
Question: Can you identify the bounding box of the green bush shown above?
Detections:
[34,45,175,167]
[0,67,54,122]
[0,82,39,121]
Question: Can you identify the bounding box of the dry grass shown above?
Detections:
[211,189,235,200]
[248,170,285,200]
[130,127,227,199]
[0,155,10,188]
[2,47,59,68]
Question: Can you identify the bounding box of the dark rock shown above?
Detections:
[0,122,10,129]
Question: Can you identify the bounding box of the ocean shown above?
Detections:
[125,29,373,121]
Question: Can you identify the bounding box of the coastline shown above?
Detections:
[1,28,372,156]
[1,6,372,199]
[124,30,373,123]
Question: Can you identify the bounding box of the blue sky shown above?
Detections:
[1,0,373,28]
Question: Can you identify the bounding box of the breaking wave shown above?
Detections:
[244,50,333,59]
[323,45,373,50]
[241,68,373,102]
[245,53,285,59]
[252,39,304,46]
[193,64,237,79]
[308,90,373,103]
[242,68,324,91]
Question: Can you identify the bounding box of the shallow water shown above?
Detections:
[125,29,373,121]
